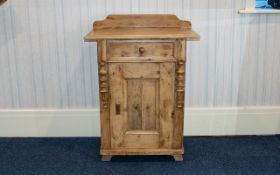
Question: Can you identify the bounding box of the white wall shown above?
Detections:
[1,0,280,108]
[0,0,280,136]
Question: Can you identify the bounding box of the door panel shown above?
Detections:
[126,79,159,131]
[109,63,124,148]
[127,79,143,130]
[141,80,159,130]
[159,63,175,148]
[109,63,175,149]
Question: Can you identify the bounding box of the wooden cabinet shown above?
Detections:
[84,15,199,161]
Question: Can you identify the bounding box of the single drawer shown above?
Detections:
[107,40,175,59]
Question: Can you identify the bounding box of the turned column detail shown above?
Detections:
[176,40,186,109]
[98,40,109,109]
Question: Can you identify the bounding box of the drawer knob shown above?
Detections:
[139,47,145,55]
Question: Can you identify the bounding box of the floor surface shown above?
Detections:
[0,136,279,175]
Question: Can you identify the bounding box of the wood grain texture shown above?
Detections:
[127,79,142,130]
[126,79,158,131]
[84,14,199,40]
[93,14,191,29]
[123,133,160,148]
[121,63,161,79]
[85,28,200,40]
[107,40,175,59]
[173,40,186,149]
[108,63,124,148]
[98,40,111,150]
[159,62,175,149]
[126,79,159,131]
[108,62,174,150]
[142,80,158,130]
[101,148,184,155]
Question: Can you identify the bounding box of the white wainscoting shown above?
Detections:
[0,107,279,137]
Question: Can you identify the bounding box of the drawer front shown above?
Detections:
[107,41,175,59]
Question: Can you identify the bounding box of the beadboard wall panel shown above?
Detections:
[0,0,280,108]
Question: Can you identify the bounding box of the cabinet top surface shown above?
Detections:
[84,14,200,41]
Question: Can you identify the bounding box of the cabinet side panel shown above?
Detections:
[98,40,111,150]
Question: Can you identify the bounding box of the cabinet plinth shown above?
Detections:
[84,14,199,161]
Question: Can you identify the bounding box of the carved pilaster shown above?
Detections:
[176,61,185,108]
[176,40,186,109]
[173,40,187,149]
[98,40,109,109]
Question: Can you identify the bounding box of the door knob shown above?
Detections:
[139,47,145,55]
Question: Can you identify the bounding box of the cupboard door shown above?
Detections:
[109,62,175,149]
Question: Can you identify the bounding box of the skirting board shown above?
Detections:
[0,107,279,137]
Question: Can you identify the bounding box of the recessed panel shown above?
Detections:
[126,79,159,131]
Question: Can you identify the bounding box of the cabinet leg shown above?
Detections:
[101,155,112,161]
[173,154,183,161]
